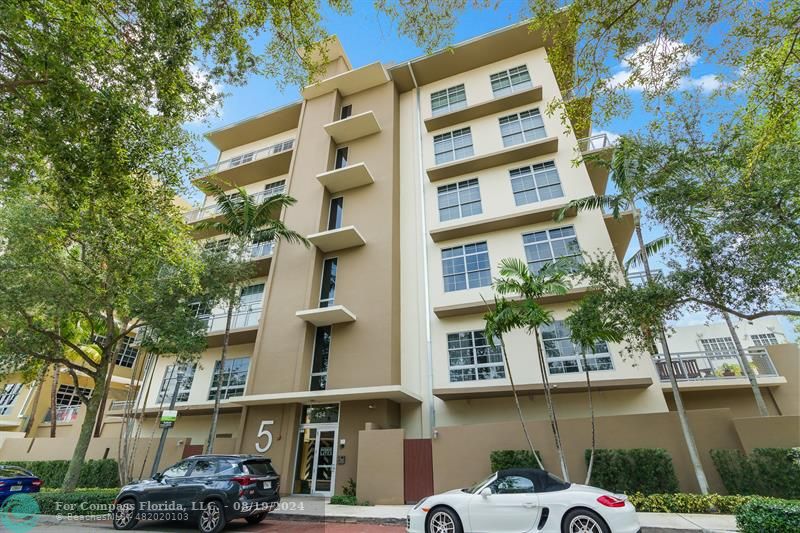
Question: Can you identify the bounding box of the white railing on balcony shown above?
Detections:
[199,305,262,333]
[626,270,664,286]
[109,400,135,412]
[578,133,612,153]
[652,348,778,382]
[244,240,275,261]
[202,138,294,176]
[184,187,287,224]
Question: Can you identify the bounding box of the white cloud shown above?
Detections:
[186,64,224,124]
[679,73,725,93]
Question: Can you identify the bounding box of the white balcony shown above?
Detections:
[323,111,381,143]
[185,188,286,224]
[316,162,375,193]
[307,226,365,253]
[194,138,294,189]
[200,305,263,347]
[653,348,784,390]
[578,133,614,196]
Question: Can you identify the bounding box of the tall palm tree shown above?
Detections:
[195,182,308,453]
[484,258,571,481]
[556,137,710,493]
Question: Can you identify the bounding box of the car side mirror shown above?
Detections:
[480,487,492,498]
[152,473,163,482]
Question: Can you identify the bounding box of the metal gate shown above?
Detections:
[403,438,434,504]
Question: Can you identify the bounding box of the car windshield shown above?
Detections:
[462,473,495,494]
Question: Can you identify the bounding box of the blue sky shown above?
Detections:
[184,2,795,338]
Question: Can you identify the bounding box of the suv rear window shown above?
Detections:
[242,461,276,476]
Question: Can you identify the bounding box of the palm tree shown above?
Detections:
[195,182,308,453]
[484,258,571,481]
[556,137,710,493]
[565,293,624,485]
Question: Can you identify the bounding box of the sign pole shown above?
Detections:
[150,367,182,477]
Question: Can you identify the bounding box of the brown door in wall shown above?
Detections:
[182,442,204,459]
[404,439,434,504]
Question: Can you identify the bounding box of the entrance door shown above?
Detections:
[292,424,338,496]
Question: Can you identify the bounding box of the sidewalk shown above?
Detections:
[271,496,739,531]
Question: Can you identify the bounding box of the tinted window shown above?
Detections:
[243,461,276,476]
[0,466,32,477]
[217,460,242,476]
[189,460,216,477]
[494,475,535,494]
[162,461,191,478]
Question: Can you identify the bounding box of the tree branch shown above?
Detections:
[678,298,800,319]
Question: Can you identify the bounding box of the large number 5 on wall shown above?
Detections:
[255,420,274,453]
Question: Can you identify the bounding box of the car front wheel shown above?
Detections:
[112,498,139,530]
[562,508,610,533]
[426,507,462,533]
[198,500,226,533]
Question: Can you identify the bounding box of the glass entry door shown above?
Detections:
[292,424,338,496]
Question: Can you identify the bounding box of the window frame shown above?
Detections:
[157,363,197,403]
[437,178,483,222]
[447,330,506,383]
[441,242,491,293]
[541,320,614,375]
[0,383,23,415]
[340,104,352,120]
[430,84,467,116]
[522,226,583,274]
[310,326,332,391]
[328,196,344,230]
[334,147,349,169]
[319,257,338,308]
[433,128,474,165]
[700,337,737,354]
[498,108,546,147]
[490,65,533,97]
[751,333,778,346]
[508,161,564,206]
[208,357,251,401]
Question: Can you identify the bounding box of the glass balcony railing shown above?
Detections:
[652,348,778,382]
[199,304,262,333]
[184,187,286,224]
[578,133,612,153]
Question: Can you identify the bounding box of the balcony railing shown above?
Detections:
[626,270,664,286]
[44,406,80,423]
[578,133,612,153]
[184,187,286,224]
[199,304,262,333]
[109,400,135,412]
[652,348,778,382]
[201,138,294,176]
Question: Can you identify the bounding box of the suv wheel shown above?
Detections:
[112,498,139,530]
[198,500,226,533]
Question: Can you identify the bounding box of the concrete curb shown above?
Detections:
[267,514,407,526]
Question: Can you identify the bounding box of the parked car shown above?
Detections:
[406,468,640,533]
[0,465,43,502]
[112,454,280,533]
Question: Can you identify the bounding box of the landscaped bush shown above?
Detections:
[490,450,542,471]
[712,448,800,499]
[736,497,800,533]
[587,448,679,494]
[7,460,120,488]
[31,488,119,516]
[329,494,370,506]
[628,492,752,514]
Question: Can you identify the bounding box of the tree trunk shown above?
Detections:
[722,312,769,416]
[62,358,110,491]
[50,364,59,438]
[533,327,569,481]
[206,301,235,453]
[582,349,596,485]
[498,335,543,469]
[23,365,49,436]
[634,219,709,494]
[94,333,125,437]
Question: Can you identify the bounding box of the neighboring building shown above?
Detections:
[1,19,797,501]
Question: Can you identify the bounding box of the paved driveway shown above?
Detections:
[25,518,405,532]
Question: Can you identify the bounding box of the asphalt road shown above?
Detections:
[22,518,406,533]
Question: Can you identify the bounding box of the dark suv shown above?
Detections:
[112,454,280,533]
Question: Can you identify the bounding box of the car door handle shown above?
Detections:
[522,502,536,508]
[204,480,214,485]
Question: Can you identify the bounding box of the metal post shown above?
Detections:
[150,366,181,477]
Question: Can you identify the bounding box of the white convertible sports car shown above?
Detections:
[406,468,640,533]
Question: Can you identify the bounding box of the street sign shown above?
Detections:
[159,409,178,429]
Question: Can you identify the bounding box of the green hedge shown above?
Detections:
[712,448,800,499]
[587,449,679,494]
[490,450,542,471]
[628,492,752,514]
[31,489,119,516]
[329,494,370,506]
[3,460,120,488]
[736,497,800,533]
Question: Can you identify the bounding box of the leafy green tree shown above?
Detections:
[0,185,223,491]
[564,293,625,485]
[484,258,571,481]
[195,183,308,453]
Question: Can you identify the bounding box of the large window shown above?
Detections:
[310,326,332,391]
[431,84,467,116]
[437,178,482,221]
[509,161,564,206]
[700,337,736,354]
[499,109,546,147]
[157,363,196,403]
[442,242,491,292]
[751,333,779,346]
[541,321,614,374]
[0,384,22,415]
[434,128,474,165]
[319,258,338,307]
[522,226,582,274]
[264,179,286,197]
[447,331,505,382]
[55,384,91,406]
[490,65,532,97]
[208,357,250,400]
[115,336,139,368]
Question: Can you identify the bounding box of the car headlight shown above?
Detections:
[413,497,430,510]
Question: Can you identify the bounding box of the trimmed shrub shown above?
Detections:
[587,449,679,494]
[490,450,542,471]
[712,448,800,499]
[31,488,119,516]
[628,492,752,514]
[736,497,800,533]
[329,495,370,506]
[5,459,120,488]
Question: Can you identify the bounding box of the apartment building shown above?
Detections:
[0,19,796,502]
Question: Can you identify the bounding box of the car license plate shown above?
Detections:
[262,481,272,489]
[10,485,22,492]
